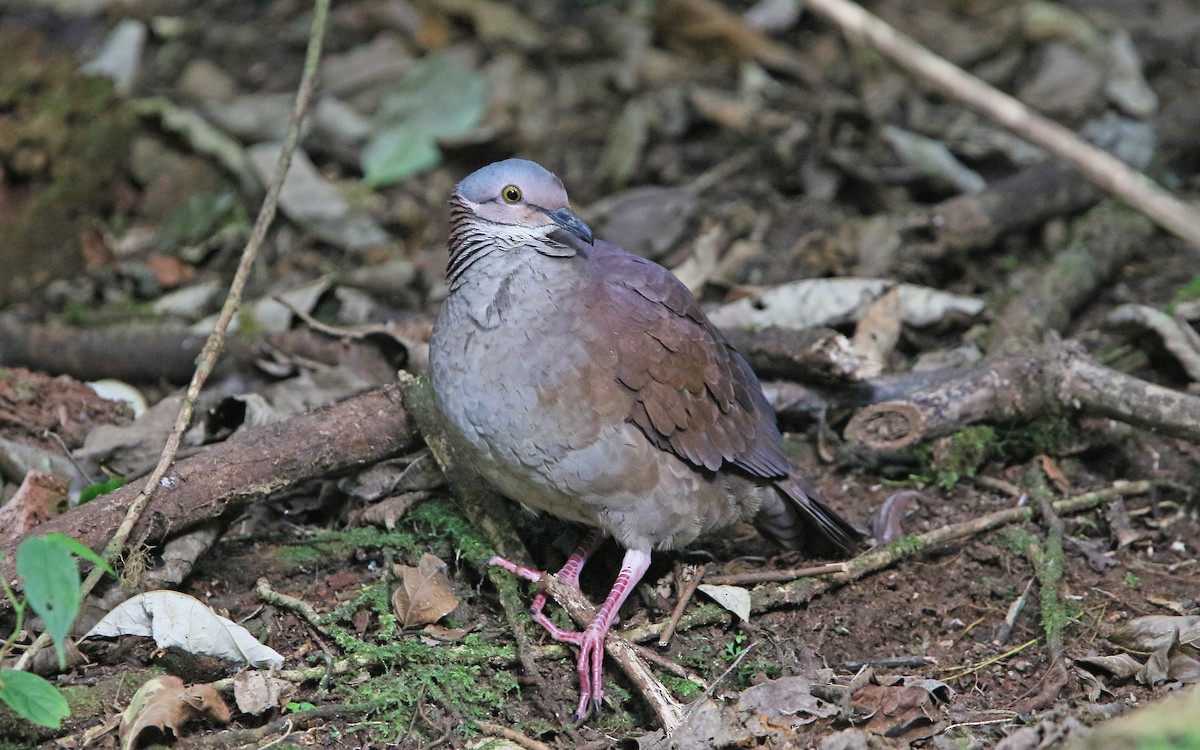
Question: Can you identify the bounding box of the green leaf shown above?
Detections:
[0,670,70,728]
[362,125,442,187]
[78,476,125,505]
[362,53,486,187]
[16,537,82,667]
[41,533,115,577]
[375,54,486,139]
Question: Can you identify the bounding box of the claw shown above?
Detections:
[490,542,651,721]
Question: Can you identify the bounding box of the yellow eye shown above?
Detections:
[501,185,522,203]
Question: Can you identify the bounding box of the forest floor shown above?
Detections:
[1,0,1199,748]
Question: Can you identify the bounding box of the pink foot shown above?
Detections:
[490,540,651,722]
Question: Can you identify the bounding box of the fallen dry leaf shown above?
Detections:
[850,675,953,742]
[1080,615,1200,687]
[850,285,902,378]
[233,670,294,716]
[392,552,459,627]
[119,675,231,750]
[85,590,285,668]
[0,470,66,545]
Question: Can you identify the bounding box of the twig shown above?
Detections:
[256,577,323,627]
[805,0,1200,252]
[941,637,1040,681]
[14,0,332,671]
[630,641,707,686]
[657,563,706,648]
[703,562,848,586]
[993,578,1035,647]
[1030,493,1067,664]
[541,573,685,729]
[844,655,938,670]
[476,722,555,750]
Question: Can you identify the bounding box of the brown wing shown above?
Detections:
[586,242,790,479]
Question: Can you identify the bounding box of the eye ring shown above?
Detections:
[501,185,522,204]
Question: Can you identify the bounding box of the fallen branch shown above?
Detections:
[839,342,1200,457]
[805,0,1200,252]
[1,385,416,592]
[919,160,1100,255]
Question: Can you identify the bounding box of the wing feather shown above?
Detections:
[587,242,790,479]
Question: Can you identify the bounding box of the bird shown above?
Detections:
[429,158,861,721]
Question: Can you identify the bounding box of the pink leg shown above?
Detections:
[566,548,651,721]
[490,535,651,720]
[488,528,605,635]
[527,529,605,633]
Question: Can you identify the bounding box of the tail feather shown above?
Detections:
[754,473,863,557]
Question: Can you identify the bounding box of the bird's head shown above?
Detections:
[452,159,594,245]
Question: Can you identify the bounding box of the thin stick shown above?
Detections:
[476,721,555,750]
[657,563,706,648]
[805,0,1200,253]
[703,561,848,586]
[14,0,331,672]
[941,637,1040,681]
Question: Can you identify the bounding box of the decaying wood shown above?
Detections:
[0,385,416,590]
[837,343,1200,456]
[0,322,255,384]
[989,202,1155,355]
[921,160,1100,254]
[721,326,866,383]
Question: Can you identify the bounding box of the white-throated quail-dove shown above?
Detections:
[429,159,862,721]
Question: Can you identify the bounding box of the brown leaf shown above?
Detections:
[80,228,115,268]
[851,683,945,741]
[1038,454,1072,494]
[870,490,923,544]
[358,492,427,530]
[233,670,294,716]
[119,675,231,750]
[146,252,195,289]
[0,470,66,545]
[391,552,459,627]
[851,285,902,378]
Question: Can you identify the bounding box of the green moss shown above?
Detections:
[891,534,926,556]
[276,526,422,569]
[663,676,704,701]
[1002,527,1035,557]
[1015,416,1074,456]
[405,500,496,565]
[342,634,521,743]
[1019,531,1077,647]
[919,425,997,490]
